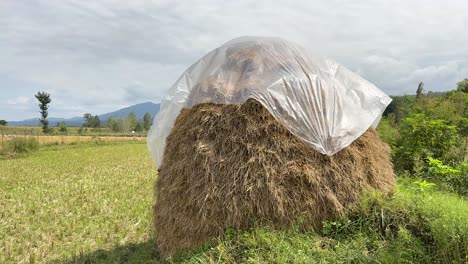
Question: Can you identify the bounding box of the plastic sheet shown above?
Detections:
[148,36,391,167]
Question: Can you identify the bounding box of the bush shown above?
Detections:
[57,121,68,133]
[393,114,458,172]
[425,158,468,197]
[459,118,468,137]
[376,115,399,146]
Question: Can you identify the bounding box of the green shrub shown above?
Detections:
[376,115,399,146]
[459,118,468,137]
[425,158,468,197]
[393,114,458,172]
[57,121,68,133]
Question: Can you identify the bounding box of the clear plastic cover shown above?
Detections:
[148,36,391,167]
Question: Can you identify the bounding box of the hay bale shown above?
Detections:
[154,99,395,258]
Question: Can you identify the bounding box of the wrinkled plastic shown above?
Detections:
[148,36,391,167]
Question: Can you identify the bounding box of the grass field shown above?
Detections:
[1,143,467,263]
[0,143,156,263]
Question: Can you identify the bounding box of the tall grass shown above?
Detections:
[0,137,39,158]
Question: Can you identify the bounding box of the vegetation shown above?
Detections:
[378,86,468,198]
[0,120,7,126]
[174,181,467,263]
[34,91,52,133]
[0,136,144,157]
[392,114,458,172]
[143,112,152,130]
[105,112,150,133]
[1,143,466,263]
[0,125,147,137]
[1,82,467,263]
[0,143,155,263]
[83,113,101,128]
[0,137,39,158]
[457,78,468,93]
[56,121,68,132]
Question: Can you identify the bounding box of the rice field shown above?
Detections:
[1,126,112,135]
[1,135,145,146]
[0,126,147,137]
[0,142,157,263]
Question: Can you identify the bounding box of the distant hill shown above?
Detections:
[7,117,82,127]
[8,102,160,127]
[98,102,160,121]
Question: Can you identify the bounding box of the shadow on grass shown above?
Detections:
[53,239,161,264]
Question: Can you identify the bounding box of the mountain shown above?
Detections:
[98,102,160,121]
[8,102,160,126]
[7,117,83,127]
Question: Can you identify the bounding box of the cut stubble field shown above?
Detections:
[0,142,157,263]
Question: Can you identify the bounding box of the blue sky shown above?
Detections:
[1,0,468,120]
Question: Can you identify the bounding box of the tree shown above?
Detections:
[457,79,468,93]
[83,113,92,127]
[127,112,137,130]
[416,82,424,98]
[92,115,101,128]
[0,120,7,126]
[35,91,51,133]
[134,122,144,132]
[143,112,152,130]
[106,117,118,132]
[83,114,101,128]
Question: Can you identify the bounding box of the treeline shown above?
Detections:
[54,112,153,133]
[83,112,152,132]
[378,79,468,197]
[105,112,152,132]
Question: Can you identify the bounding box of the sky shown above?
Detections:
[1,0,468,121]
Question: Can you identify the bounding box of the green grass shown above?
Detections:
[0,142,157,263]
[173,182,467,263]
[1,143,466,263]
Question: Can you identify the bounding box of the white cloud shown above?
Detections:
[1,0,468,120]
[7,96,31,105]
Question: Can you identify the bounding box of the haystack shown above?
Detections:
[154,98,395,258]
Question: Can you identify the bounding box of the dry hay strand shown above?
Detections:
[153,99,395,258]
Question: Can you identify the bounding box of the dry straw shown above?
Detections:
[153,99,395,258]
